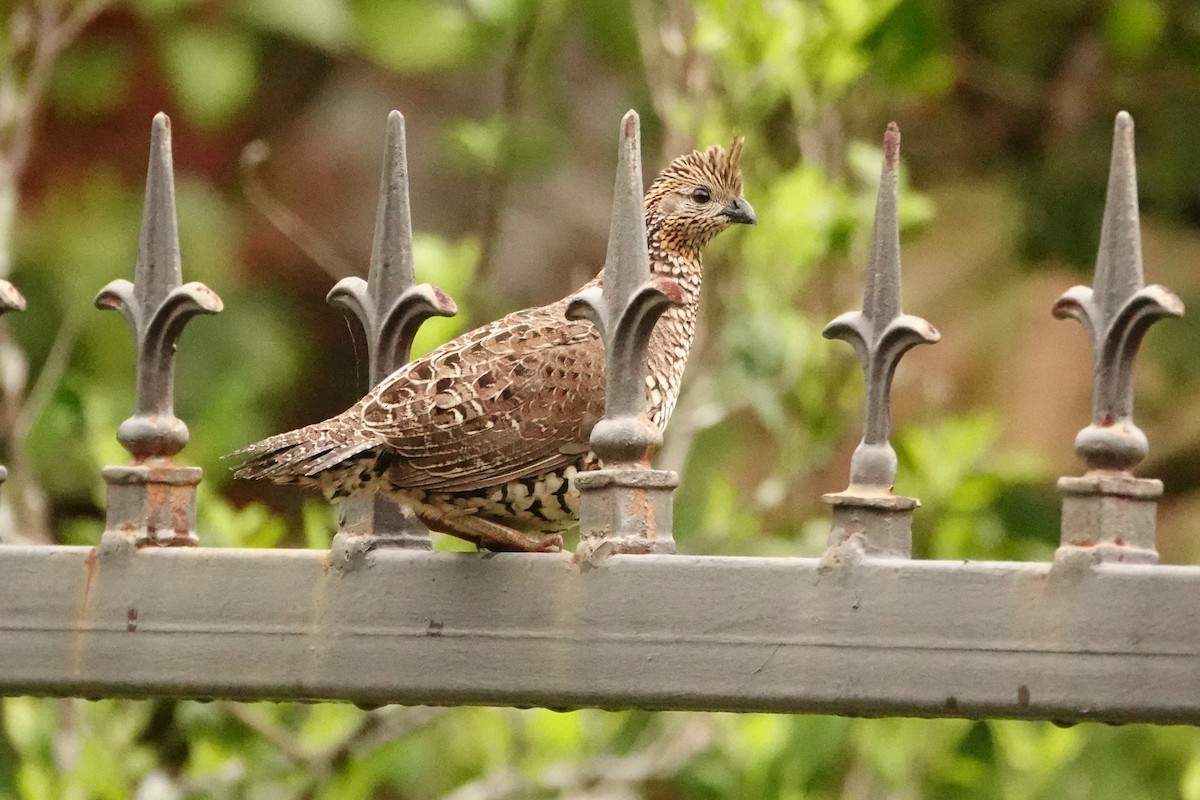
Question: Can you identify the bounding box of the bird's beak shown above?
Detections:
[722,197,756,225]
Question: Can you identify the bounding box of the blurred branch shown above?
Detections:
[11,305,80,449]
[2,0,110,273]
[0,0,108,543]
[345,705,448,756]
[0,306,82,543]
[472,1,554,312]
[222,702,449,796]
[632,0,703,160]
[954,49,1042,110]
[439,714,715,800]
[239,141,355,280]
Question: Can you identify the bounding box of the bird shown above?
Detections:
[233,140,755,552]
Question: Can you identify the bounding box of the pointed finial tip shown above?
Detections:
[1112,111,1135,155]
[622,110,639,139]
[883,122,900,171]
[385,109,405,141]
[149,113,173,161]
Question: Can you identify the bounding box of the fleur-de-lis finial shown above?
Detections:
[820,123,938,561]
[566,111,682,559]
[326,111,457,559]
[95,114,221,550]
[1053,112,1183,568]
[328,111,457,387]
[1052,111,1184,474]
[567,110,683,466]
[96,113,223,461]
[824,123,940,493]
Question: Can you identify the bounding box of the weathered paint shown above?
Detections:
[819,124,937,559]
[95,114,219,548]
[1053,112,1184,564]
[0,546,1198,723]
[326,111,456,553]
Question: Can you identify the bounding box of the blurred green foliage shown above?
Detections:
[3,0,1200,797]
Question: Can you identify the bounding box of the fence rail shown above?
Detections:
[2,546,1198,724]
[0,109,1195,724]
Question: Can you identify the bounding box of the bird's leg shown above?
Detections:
[422,513,563,553]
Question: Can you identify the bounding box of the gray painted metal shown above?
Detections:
[0,544,1198,724]
[326,111,457,558]
[94,113,222,549]
[1052,112,1184,566]
[1052,111,1184,474]
[822,124,939,558]
[568,111,681,560]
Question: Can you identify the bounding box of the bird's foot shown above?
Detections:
[427,513,564,553]
[481,532,563,554]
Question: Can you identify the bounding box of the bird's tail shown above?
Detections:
[230,415,379,486]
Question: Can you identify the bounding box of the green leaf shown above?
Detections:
[1105,0,1165,61]
[1182,753,1200,800]
[129,0,206,19]
[234,0,354,52]
[351,0,481,72]
[198,493,288,548]
[158,26,260,128]
[302,499,336,549]
[410,233,480,358]
[2,699,51,756]
[48,40,134,117]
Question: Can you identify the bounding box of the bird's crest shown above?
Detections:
[648,137,745,204]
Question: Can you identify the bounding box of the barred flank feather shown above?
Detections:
[232,416,374,484]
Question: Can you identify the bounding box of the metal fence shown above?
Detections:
[0,109,1195,725]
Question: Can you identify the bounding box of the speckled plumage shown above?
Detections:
[234,140,754,551]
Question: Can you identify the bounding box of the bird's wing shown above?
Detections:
[355,300,606,493]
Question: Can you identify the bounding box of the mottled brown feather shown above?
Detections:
[358,293,604,492]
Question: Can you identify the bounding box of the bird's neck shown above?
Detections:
[646,219,702,301]
[644,222,703,429]
[575,222,704,430]
[582,222,704,308]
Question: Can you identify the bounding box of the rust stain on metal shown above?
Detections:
[625,489,655,539]
[303,554,337,693]
[82,548,98,600]
[171,482,190,536]
[128,470,196,547]
[73,548,102,682]
[622,112,637,138]
[145,480,169,547]
[883,122,900,172]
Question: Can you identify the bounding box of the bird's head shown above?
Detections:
[645,138,756,253]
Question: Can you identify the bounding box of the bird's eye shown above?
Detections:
[691,187,711,204]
